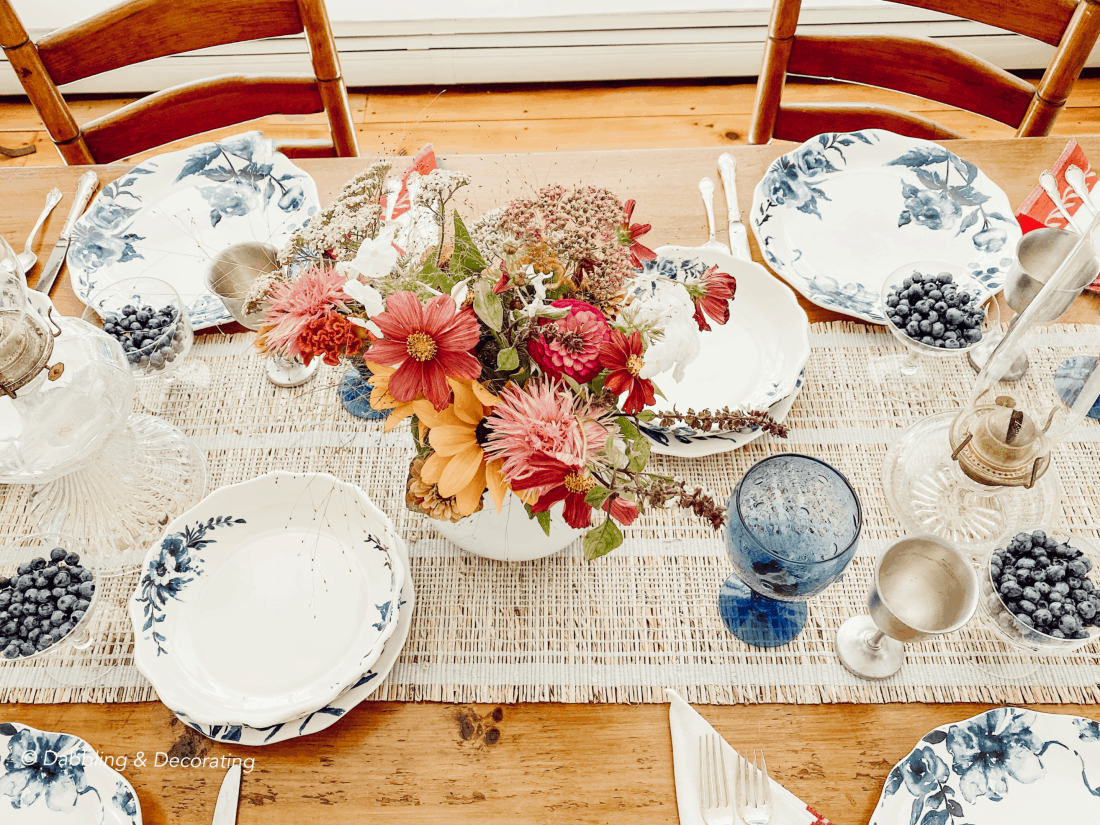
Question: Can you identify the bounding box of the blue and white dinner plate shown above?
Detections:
[751,129,1020,323]
[872,707,1100,825]
[69,132,319,330]
[0,723,140,824]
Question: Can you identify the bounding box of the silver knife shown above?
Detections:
[718,153,752,262]
[212,763,241,825]
[34,170,98,294]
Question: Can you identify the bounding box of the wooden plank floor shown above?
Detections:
[5,75,1100,164]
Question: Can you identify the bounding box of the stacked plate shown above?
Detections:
[128,471,413,746]
[637,245,810,457]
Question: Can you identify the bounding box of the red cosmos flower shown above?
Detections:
[619,199,656,267]
[298,313,362,367]
[602,494,640,526]
[690,265,737,331]
[599,330,656,415]
[510,453,595,529]
[367,291,481,410]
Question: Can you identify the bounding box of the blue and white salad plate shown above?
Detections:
[871,707,1100,825]
[0,723,140,824]
[69,132,318,330]
[174,534,414,746]
[636,246,809,457]
[751,129,1020,323]
[128,471,406,730]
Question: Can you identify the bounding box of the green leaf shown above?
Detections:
[473,279,503,331]
[451,210,489,275]
[636,410,656,422]
[496,346,520,371]
[563,374,585,397]
[535,510,552,537]
[627,434,651,473]
[616,416,640,440]
[585,485,614,509]
[583,516,623,560]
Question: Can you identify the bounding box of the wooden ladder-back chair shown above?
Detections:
[0,0,359,164]
[750,0,1100,144]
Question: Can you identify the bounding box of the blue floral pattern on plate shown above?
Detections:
[872,708,1100,825]
[0,723,140,823]
[1054,355,1100,420]
[69,132,319,330]
[751,129,1020,323]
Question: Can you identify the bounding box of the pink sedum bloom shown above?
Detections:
[527,298,610,383]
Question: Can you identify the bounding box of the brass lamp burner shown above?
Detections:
[950,395,1050,489]
[0,306,64,398]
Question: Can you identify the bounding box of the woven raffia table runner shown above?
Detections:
[2,322,1100,705]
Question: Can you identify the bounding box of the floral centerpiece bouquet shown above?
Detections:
[254,161,785,558]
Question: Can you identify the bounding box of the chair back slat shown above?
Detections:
[788,35,1036,128]
[36,0,304,87]
[888,0,1079,47]
[0,0,357,163]
[776,103,965,144]
[82,75,324,164]
[751,0,1100,144]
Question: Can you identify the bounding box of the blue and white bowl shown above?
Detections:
[128,471,405,729]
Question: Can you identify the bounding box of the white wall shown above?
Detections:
[0,0,1080,95]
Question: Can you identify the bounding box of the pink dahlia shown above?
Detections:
[527,298,610,383]
[483,380,612,491]
[367,291,481,410]
[260,265,354,362]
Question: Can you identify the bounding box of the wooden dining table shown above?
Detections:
[2,136,1099,824]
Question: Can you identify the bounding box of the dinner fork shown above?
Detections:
[699,733,734,825]
[698,177,731,255]
[737,750,773,825]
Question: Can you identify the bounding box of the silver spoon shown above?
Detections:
[1065,165,1096,216]
[698,177,729,254]
[1040,171,1083,234]
[17,187,63,273]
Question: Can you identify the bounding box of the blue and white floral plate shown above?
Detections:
[69,132,318,330]
[872,707,1100,825]
[175,532,414,746]
[0,723,140,824]
[128,471,406,730]
[751,129,1020,323]
[637,246,808,457]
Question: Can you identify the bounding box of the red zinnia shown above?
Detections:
[367,291,481,410]
[599,330,656,415]
[691,265,737,331]
[528,298,610,384]
[619,199,656,268]
[510,452,595,530]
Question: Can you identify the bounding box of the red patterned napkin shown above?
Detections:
[1014,139,1100,292]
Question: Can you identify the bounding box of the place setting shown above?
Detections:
[3,124,1100,825]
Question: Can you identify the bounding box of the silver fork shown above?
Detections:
[699,733,734,825]
[737,750,773,825]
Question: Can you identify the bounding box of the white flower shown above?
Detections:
[343,279,385,317]
[336,223,399,282]
[450,276,473,306]
[347,315,382,337]
[620,275,701,382]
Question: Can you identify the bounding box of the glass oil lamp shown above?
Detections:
[882,209,1100,559]
[0,234,206,551]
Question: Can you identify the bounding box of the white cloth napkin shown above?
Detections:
[667,688,832,825]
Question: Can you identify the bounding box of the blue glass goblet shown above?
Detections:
[719,453,862,648]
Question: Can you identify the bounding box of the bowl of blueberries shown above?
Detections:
[880,262,993,357]
[0,535,98,661]
[81,275,193,380]
[982,528,1100,653]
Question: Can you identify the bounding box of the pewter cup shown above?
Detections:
[205,241,279,330]
[836,536,978,680]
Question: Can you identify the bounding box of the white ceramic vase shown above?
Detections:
[432,492,584,562]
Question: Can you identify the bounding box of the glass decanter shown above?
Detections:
[0,234,206,550]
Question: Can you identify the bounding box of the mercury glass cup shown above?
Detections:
[872,261,999,397]
[836,535,978,680]
[719,454,862,648]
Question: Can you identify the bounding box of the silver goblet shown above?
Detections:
[205,242,319,388]
[969,227,1097,380]
[836,535,978,680]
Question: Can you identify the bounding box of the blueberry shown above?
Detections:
[3,644,19,659]
[1069,576,1084,590]
[18,642,33,657]
[1080,600,1099,620]
[65,552,80,566]
[1048,565,1067,583]
[57,595,76,612]
[933,301,948,314]
[53,570,70,588]
[886,293,899,308]
[1050,590,1064,604]
[963,328,982,344]
[1001,581,1023,599]
[1016,599,1037,614]
[122,304,137,315]
[36,604,51,618]
[75,598,90,612]
[30,558,46,571]
[902,277,913,289]
[16,563,31,577]
[959,293,972,304]
[1069,559,1090,578]
[70,610,85,623]
[1061,614,1082,633]
[51,587,64,599]
[1033,608,1053,626]
[49,547,67,563]
[931,322,945,338]
[78,569,93,583]
[21,615,36,629]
